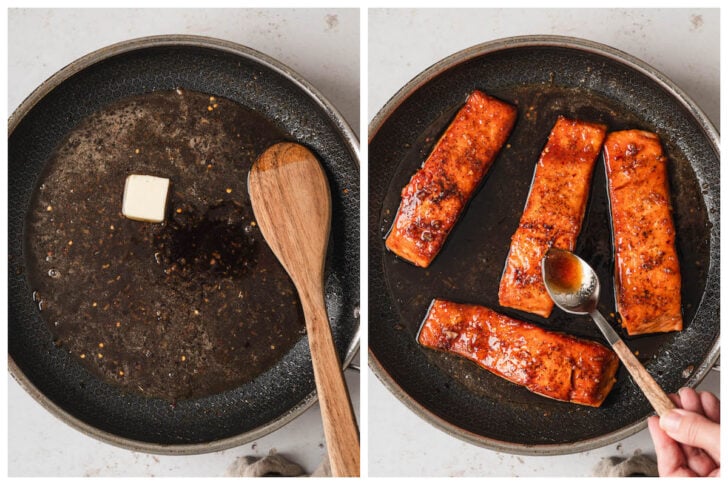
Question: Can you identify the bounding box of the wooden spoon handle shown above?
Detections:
[300,290,360,477]
[612,339,675,416]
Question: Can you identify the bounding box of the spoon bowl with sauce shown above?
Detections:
[542,247,675,416]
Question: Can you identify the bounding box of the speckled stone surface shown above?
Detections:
[9,8,359,477]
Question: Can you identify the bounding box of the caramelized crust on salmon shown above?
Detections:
[418,300,619,406]
[499,117,607,317]
[385,90,517,267]
[604,130,683,335]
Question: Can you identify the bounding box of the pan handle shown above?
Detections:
[344,316,360,372]
[344,349,361,372]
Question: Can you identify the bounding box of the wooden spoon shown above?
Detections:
[542,247,675,416]
[248,142,360,477]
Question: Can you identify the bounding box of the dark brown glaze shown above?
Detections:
[418,299,619,407]
[499,116,606,317]
[25,89,305,401]
[378,83,711,435]
[385,90,517,268]
[604,130,683,335]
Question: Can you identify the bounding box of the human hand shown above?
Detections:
[647,387,720,477]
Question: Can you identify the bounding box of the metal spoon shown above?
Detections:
[542,247,675,416]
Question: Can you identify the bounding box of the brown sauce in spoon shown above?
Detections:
[545,250,584,294]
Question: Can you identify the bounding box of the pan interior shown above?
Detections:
[369,44,718,448]
[9,42,360,447]
[25,89,308,402]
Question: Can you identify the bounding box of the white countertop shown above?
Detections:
[8,8,359,477]
[368,8,719,477]
[6,6,722,478]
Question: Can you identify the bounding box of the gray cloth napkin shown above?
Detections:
[227,452,330,477]
[593,454,659,477]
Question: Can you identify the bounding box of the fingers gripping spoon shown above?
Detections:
[542,247,675,416]
[249,142,360,476]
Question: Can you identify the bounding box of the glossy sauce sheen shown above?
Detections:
[418,299,619,407]
[377,84,711,438]
[547,251,584,294]
[385,90,517,267]
[25,90,305,401]
[499,116,607,317]
[604,130,683,335]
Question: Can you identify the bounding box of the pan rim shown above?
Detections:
[368,34,719,456]
[9,34,360,455]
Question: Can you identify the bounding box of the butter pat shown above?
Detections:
[122,175,170,223]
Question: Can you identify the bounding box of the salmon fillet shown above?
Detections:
[499,116,607,317]
[604,130,683,335]
[418,299,619,407]
[385,90,517,268]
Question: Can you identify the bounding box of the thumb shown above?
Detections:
[660,409,720,462]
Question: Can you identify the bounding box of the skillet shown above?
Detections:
[369,36,719,454]
[9,35,360,453]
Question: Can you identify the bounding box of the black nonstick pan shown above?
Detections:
[9,35,360,453]
[369,36,719,454]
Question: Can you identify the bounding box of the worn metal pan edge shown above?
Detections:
[368,34,719,455]
[9,34,360,455]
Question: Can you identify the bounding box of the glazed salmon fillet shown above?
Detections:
[385,90,517,268]
[418,299,619,407]
[499,117,607,317]
[604,130,682,335]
